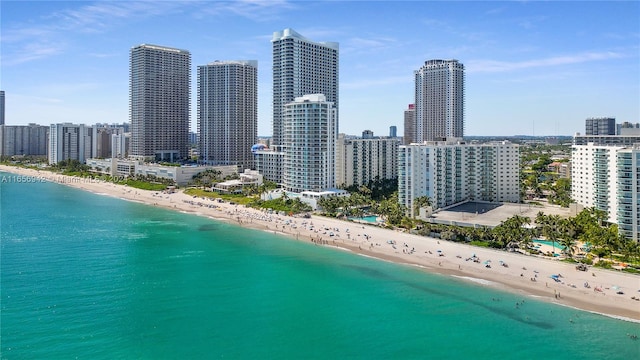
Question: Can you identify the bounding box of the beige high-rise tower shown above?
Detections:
[130,44,191,162]
[414,59,465,142]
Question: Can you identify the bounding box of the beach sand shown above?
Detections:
[3,164,639,322]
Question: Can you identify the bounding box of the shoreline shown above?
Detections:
[2,164,639,322]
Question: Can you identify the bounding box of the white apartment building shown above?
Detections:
[111,132,129,159]
[198,60,257,170]
[398,140,520,217]
[49,123,92,165]
[572,143,640,241]
[130,44,191,162]
[283,94,337,193]
[335,133,400,188]
[271,29,338,147]
[254,148,284,185]
[414,60,465,142]
[616,146,640,241]
[0,124,48,157]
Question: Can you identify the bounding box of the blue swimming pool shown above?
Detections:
[532,239,565,250]
[349,215,379,223]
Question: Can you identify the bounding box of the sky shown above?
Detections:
[1,1,638,137]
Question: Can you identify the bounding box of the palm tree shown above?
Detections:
[412,196,432,218]
[545,215,561,256]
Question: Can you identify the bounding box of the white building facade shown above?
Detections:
[398,140,520,216]
[572,143,640,241]
[414,60,465,142]
[254,148,284,185]
[48,123,92,164]
[271,29,338,147]
[198,60,257,170]
[130,44,191,162]
[335,133,400,188]
[283,94,337,193]
[86,158,237,186]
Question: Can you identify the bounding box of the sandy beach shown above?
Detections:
[3,164,640,322]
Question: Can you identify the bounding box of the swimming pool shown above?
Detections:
[532,239,565,250]
[349,215,379,223]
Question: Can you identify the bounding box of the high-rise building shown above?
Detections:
[91,125,126,159]
[389,126,397,138]
[130,44,191,162]
[271,29,338,147]
[0,91,5,125]
[585,117,615,135]
[283,94,337,193]
[572,143,640,241]
[198,60,258,170]
[414,60,465,142]
[403,104,415,145]
[0,124,48,157]
[398,140,519,216]
[362,130,374,139]
[335,133,400,188]
[48,123,92,164]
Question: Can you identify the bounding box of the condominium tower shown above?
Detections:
[572,143,639,241]
[48,123,92,165]
[283,94,337,193]
[585,117,616,135]
[414,60,465,142]
[0,124,48,157]
[335,133,399,188]
[403,104,415,145]
[398,140,519,216]
[130,44,191,162]
[272,29,338,147]
[198,60,258,170]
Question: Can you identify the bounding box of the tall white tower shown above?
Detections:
[414,59,465,142]
[283,94,337,193]
[198,60,258,170]
[130,44,191,162]
[271,29,338,147]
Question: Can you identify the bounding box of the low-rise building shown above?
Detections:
[213,169,263,194]
[86,158,237,186]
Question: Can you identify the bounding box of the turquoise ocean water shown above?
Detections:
[1,171,639,359]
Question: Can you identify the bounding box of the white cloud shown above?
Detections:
[197,0,295,21]
[467,51,626,73]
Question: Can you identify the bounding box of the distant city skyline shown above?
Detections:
[1,1,638,136]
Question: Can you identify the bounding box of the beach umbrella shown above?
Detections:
[437,250,442,253]
[483,260,491,265]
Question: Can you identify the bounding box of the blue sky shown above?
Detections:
[1,1,638,136]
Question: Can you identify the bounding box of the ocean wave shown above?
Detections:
[452,275,495,286]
